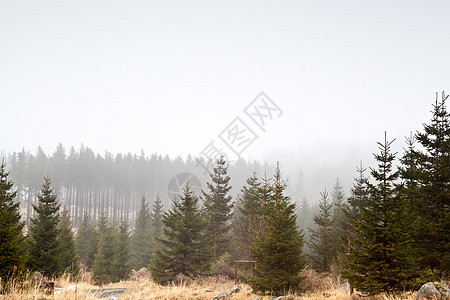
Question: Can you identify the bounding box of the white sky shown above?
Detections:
[1,1,449,195]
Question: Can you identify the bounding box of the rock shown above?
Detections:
[135,267,150,278]
[340,282,350,293]
[252,296,298,300]
[416,282,450,300]
[131,267,150,279]
[173,273,193,286]
[274,295,295,300]
[211,285,241,300]
[30,271,54,295]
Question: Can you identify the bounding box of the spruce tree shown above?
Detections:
[27,177,61,277]
[0,160,25,283]
[329,178,346,265]
[202,156,233,258]
[340,162,370,273]
[92,222,116,285]
[57,208,79,276]
[307,189,333,273]
[131,197,153,270]
[345,162,370,224]
[296,197,314,244]
[76,211,98,270]
[235,173,264,259]
[248,165,306,295]
[150,184,213,285]
[343,133,419,294]
[152,195,164,240]
[410,92,450,275]
[112,221,132,281]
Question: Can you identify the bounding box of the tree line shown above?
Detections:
[0,92,448,296]
[4,145,268,227]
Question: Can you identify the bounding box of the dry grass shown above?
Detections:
[0,269,430,300]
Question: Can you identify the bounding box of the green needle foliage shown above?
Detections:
[112,221,132,282]
[343,133,419,294]
[410,92,450,276]
[248,165,306,295]
[308,189,333,273]
[76,211,98,270]
[57,208,79,276]
[235,172,264,259]
[150,183,213,285]
[202,156,233,258]
[92,222,116,285]
[152,195,164,240]
[132,197,153,270]
[0,160,25,284]
[27,177,61,277]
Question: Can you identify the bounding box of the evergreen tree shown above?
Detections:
[131,197,153,270]
[296,197,315,244]
[76,211,98,270]
[235,173,264,259]
[97,211,108,237]
[150,184,213,285]
[410,92,450,275]
[57,208,79,276]
[343,133,419,294]
[92,223,116,285]
[248,165,306,295]
[345,162,370,224]
[307,189,333,273]
[329,178,347,267]
[152,194,164,240]
[0,160,25,283]
[112,221,132,281]
[27,177,61,277]
[202,156,233,258]
[340,162,370,273]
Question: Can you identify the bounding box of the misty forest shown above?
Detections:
[0,92,448,299]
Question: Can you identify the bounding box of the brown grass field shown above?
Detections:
[0,269,429,300]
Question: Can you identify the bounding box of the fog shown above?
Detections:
[1,1,449,206]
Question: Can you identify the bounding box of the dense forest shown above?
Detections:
[0,92,448,296]
[1,146,274,227]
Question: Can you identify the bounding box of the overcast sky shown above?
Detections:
[1,1,449,195]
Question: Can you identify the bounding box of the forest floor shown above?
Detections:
[0,270,424,300]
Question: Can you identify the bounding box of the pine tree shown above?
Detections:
[92,222,116,285]
[131,197,153,270]
[235,173,264,259]
[202,156,233,258]
[152,195,164,240]
[329,178,347,267]
[97,212,108,237]
[150,184,213,285]
[248,165,306,295]
[307,189,333,273]
[0,160,25,283]
[76,211,98,270]
[112,221,132,281]
[345,162,370,224]
[296,197,315,244]
[57,208,79,276]
[340,162,370,274]
[343,133,419,294]
[410,92,450,275]
[27,176,61,277]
